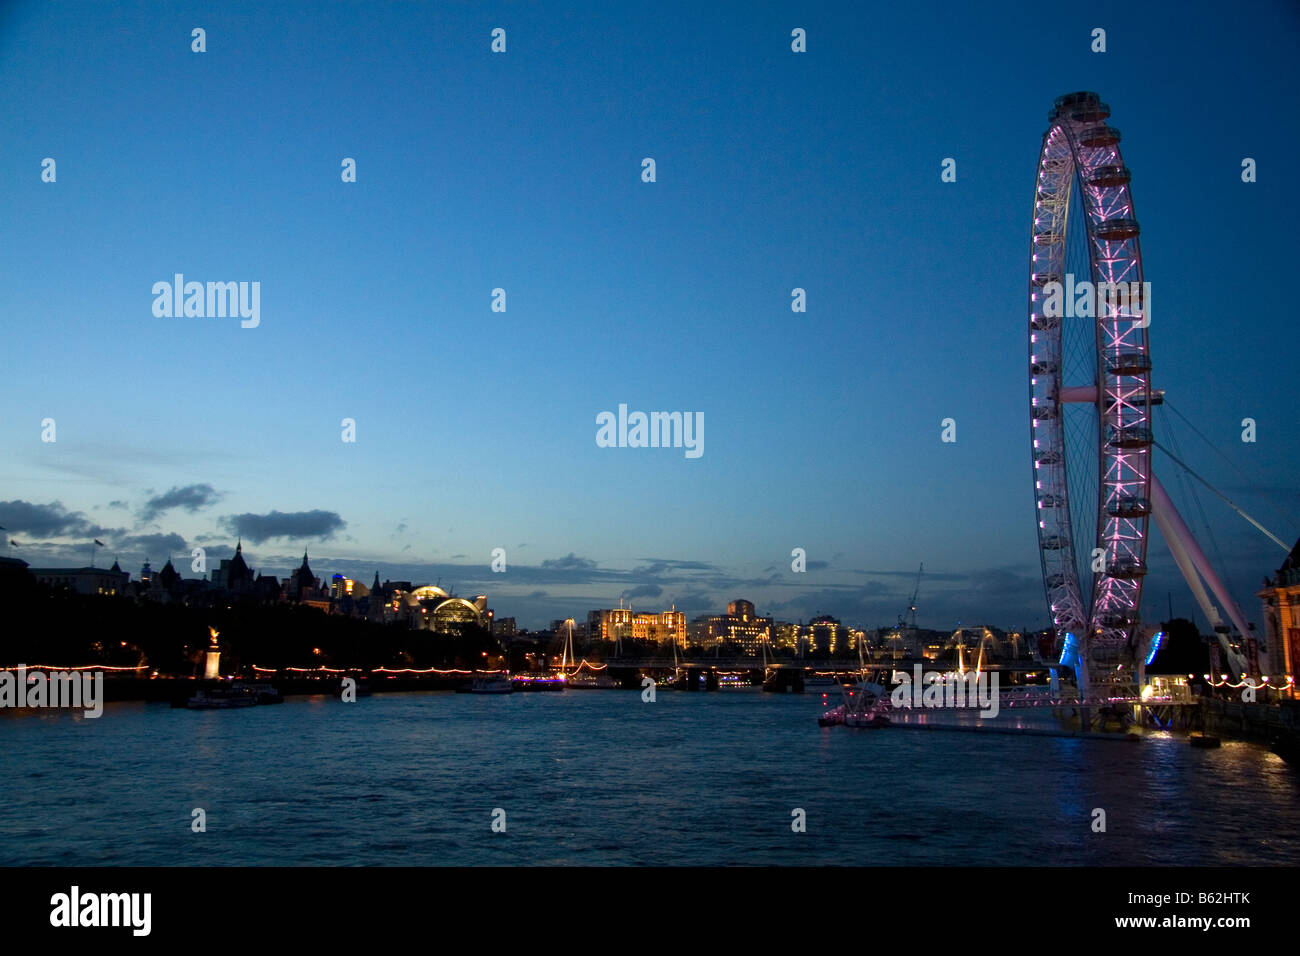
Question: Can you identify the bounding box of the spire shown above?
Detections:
[372,570,381,592]
[236,538,242,554]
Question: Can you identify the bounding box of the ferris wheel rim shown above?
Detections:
[1028,91,1154,670]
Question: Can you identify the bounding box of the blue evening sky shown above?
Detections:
[1,0,1296,631]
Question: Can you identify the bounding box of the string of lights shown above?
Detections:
[0,664,148,672]
[1201,675,1294,689]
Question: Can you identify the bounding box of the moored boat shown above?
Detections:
[513,675,565,691]
[819,676,891,729]
[818,704,845,727]
[566,671,618,689]
[470,674,514,694]
[186,685,259,709]
[238,682,283,704]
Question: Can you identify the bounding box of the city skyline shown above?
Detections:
[4,522,1296,636]
[2,1,1297,636]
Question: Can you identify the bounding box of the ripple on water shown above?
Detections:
[1,691,1298,866]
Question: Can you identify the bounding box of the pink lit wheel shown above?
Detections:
[1028,92,1153,692]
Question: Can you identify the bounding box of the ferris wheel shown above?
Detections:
[1027,92,1267,694]
[1028,92,1154,692]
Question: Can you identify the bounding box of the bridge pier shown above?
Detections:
[762,669,804,693]
[705,669,719,692]
[609,667,642,689]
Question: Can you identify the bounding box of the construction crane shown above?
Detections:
[898,563,923,631]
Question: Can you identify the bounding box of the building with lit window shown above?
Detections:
[28,564,130,596]
[587,606,686,647]
[698,599,774,655]
[424,595,488,634]
[772,621,799,650]
[807,615,843,654]
[1258,536,1300,690]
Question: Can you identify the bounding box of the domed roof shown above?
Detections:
[410,585,450,602]
[432,597,482,624]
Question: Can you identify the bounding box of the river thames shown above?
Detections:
[2,689,1297,866]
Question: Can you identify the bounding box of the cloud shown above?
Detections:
[140,484,222,522]
[0,500,117,539]
[541,553,597,572]
[118,532,188,556]
[621,583,664,600]
[667,590,715,614]
[633,558,718,576]
[768,580,898,624]
[220,510,347,544]
[962,567,1040,597]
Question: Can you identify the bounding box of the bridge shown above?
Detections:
[603,656,1055,672]
[595,656,1064,693]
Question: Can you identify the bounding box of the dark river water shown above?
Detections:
[2,688,1296,866]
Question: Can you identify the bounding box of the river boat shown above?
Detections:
[470,674,514,694]
[186,685,259,709]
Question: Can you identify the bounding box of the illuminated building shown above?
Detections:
[700,600,773,654]
[808,615,843,653]
[587,607,686,647]
[772,621,799,650]
[430,597,484,633]
[1258,536,1300,692]
[410,584,449,602]
[589,607,633,644]
[406,587,489,634]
